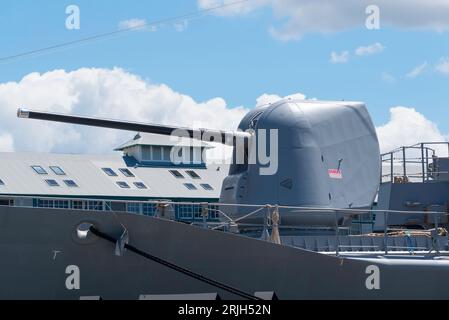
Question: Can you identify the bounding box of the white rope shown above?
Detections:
[2,195,448,217]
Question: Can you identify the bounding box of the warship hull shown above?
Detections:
[1,205,449,300]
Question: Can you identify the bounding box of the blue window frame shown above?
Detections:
[119,168,135,177]
[102,168,118,177]
[116,181,130,189]
[87,201,103,211]
[36,199,69,208]
[54,200,69,209]
[186,170,201,179]
[208,205,219,219]
[183,183,197,190]
[64,180,79,187]
[142,203,156,216]
[176,204,201,220]
[177,204,193,219]
[32,165,47,175]
[50,166,66,175]
[126,202,141,214]
[45,179,60,187]
[200,183,214,191]
[134,182,148,189]
[72,200,83,210]
[169,170,184,179]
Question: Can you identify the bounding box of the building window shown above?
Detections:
[116,181,130,189]
[162,147,171,161]
[50,166,66,175]
[186,170,201,179]
[126,202,156,216]
[194,208,203,220]
[102,168,118,177]
[141,146,152,161]
[152,146,163,161]
[87,201,103,211]
[33,199,109,211]
[37,199,53,208]
[208,205,219,219]
[176,204,202,220]
[64,180,79,187]
[141,146,172,162]
[32,165,47,175]
[190,148,204,164]
[134,182,148,189]
[177,204,194,219]
[200,183,214,191]
[0,198,13,206]
[104,201,112,211]
[126,202,141,214]
[169,170,184,179]
[54,200,69,209]
[0,179,4,186]
[45,179,60,187]
[72,200,83,210]
[119,168,135,177]
[142,203,156,216]
[183,183,197,190]
[35,199,68,209]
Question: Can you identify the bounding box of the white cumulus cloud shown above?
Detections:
[198,0,267,16]
[256,92,306,107]
[199,0,449,41]
[1,70,447,161]
[256,93,282,107]
[330,51,349,64]
[355,43,385,56]
[376,107,447,154]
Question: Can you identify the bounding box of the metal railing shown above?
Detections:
[381,142,449,184]
[1,195,448,257]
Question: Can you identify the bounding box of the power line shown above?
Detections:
[0,0,251,64]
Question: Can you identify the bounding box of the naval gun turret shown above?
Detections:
[17,99,380,228]
[222,100,380,227]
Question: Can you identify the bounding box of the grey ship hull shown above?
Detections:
[1,206,449,300]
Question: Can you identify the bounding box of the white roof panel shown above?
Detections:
[0,152,228,200]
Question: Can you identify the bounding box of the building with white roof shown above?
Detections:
[0,133,229,221]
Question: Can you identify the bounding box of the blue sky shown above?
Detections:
[0,0,448,153]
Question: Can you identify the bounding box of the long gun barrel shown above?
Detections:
[17,108,250,146]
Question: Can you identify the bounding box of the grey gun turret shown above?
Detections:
[17,99,381,228]
[222,99,380,228]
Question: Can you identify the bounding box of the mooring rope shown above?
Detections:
[89,226,262,301]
